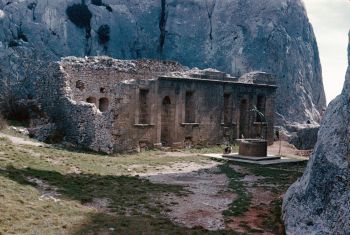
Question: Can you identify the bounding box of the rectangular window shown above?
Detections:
[139,89,149,124]
[256,95,266,122]
[185,91,195,123]
[223,93,232,125]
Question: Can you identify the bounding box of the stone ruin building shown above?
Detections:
[39,57,277,154]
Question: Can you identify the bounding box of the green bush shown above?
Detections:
[17,31,28,42]
[91,0,103,6]
[66,4,92,29]
[91,0,113,12]
[105,5,112,12]
[97,24,110,44]
[8,40,18,47]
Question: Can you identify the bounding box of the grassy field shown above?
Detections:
[0,133,306,235]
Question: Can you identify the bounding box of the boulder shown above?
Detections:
[289,124,320,150]
[283,31,350,234]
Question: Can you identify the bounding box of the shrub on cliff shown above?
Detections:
[97,24,110,45]
[66,4,92,29]
[91,0,103,6]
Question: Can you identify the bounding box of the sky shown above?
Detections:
[303,0,350,104]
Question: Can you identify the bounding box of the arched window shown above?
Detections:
[86,97,97,106]
[99,98,109,112]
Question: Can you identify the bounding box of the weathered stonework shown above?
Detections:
[39,57,276,154]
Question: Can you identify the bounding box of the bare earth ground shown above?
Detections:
[0,128,307,235]
[147,167,236,231]
[268,141,313,157]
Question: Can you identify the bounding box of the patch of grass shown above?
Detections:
[219,163,252,216]
[182,145,239,154]
[0,165,238,234]
[0,136,210,176]
[0,137,233,234]
[244,162,306,192]
[217,160,305,234]
[220,161,305,233]
[262,199,286,235]
[1,166,186,215]
[0,173,90,235]
[72,213,236,235]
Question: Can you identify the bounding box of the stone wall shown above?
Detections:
[39,57,276,153]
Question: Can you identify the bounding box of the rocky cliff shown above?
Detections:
[283,31,350,234]
[0,0,326,124]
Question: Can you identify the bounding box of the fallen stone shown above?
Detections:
[289,125,320,150]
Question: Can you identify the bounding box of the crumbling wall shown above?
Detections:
[37,61,114,153]
[38,56,277,154]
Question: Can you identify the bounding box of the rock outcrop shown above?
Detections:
[288,124,320,150]
[283,31,350,234]
[0,0,325,124]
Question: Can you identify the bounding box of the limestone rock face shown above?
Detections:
[283,31,350,234]
[0,0,326,124]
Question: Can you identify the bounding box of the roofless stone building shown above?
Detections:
[40,57,277,154]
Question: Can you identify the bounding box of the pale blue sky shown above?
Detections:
[303,0,350,103]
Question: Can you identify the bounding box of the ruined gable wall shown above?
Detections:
[58,59,168,153]
[37,62,115,153]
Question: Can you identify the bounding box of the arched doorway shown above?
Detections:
[161,96,173,146]
[239,99,248,138]
[99,98,109,112]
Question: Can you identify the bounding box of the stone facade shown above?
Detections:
[39,57,276,154]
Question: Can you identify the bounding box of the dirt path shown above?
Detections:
[268,141,311,158]
[0,132,44,147]
[147,167,236,231]
[134,160,219,177]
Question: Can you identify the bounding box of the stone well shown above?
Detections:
[237,139,268,157]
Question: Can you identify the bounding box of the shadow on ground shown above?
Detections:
[0,158,306,235]
[0,166,238,235]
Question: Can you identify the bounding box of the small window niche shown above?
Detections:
[99,97,109,112]
[185,91,195,123]
[76,80,85,91]
[139,89,150,124]
[100,87,106,93]
[86,97,97,106]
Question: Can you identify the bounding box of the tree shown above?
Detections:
[250,105,267,139]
